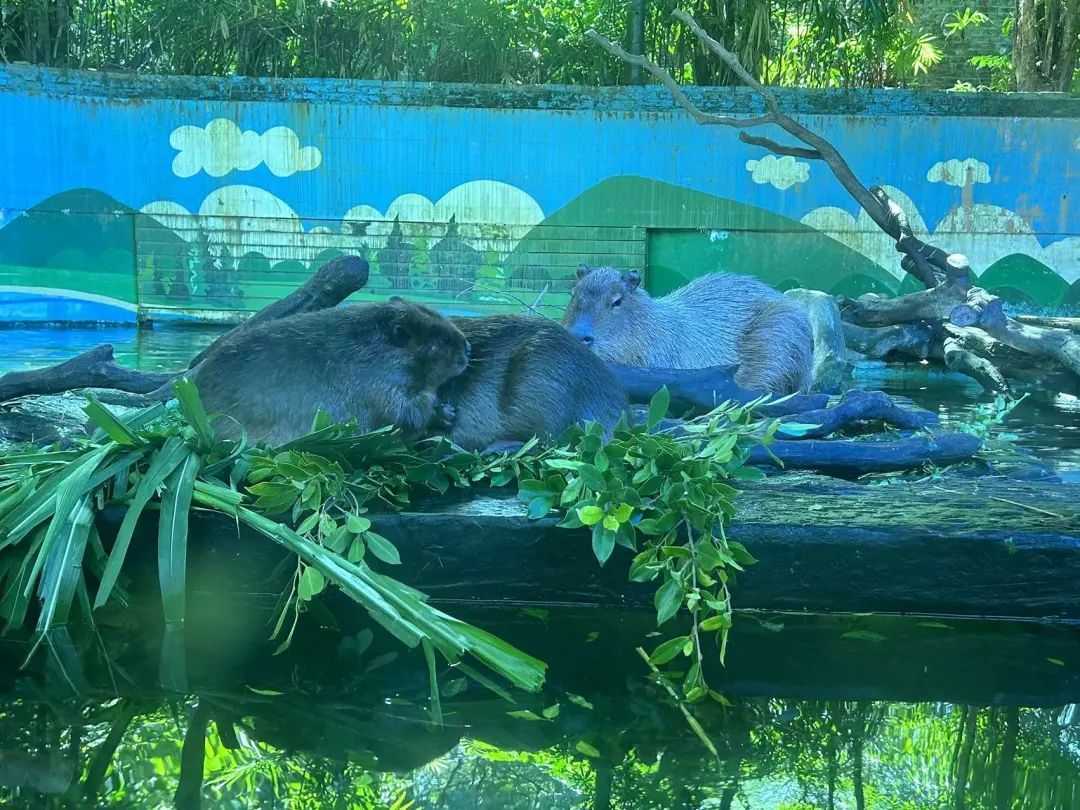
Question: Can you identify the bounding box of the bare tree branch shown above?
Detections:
[585,29,775,129]
[738,132,822,159]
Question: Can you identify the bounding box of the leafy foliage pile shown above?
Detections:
[0,380,774,708]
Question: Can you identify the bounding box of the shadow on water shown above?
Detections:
[1,606,1079,809]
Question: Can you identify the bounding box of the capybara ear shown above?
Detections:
[622,270,641,291]
[386,306,413,347]
[576,264,593,281]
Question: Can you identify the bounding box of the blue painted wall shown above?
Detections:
[0,65,1077,323]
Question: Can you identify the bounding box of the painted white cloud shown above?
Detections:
[170,119,322,179]
[801,185,1080,285]
[745,155,810,191]
[341,180,545,254]
[927,158,990,187]
[140,180,544,264]
[800,185,929,281]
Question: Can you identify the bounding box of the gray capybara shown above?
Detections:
[563,267,814,395]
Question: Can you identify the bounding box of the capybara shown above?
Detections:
[438,315,628,451]
[563,267,814,395]
[188,298,470,445]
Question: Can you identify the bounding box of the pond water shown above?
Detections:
[0,609,1078,809]
[2,326,1080,808]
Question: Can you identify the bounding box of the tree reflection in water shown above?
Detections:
[0,612,1078,809]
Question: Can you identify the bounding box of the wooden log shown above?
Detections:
[942,332,1010,394]
[97,471,1080,622]
[839,280,968,327]
[842,321,934,360]
[979,312,1080,380]
[0,345,173,404]
[187,255,369,368]
[607,363,829,415]
[1015,315,1080,333]
[749,432,980,475]
[777,389,938,438]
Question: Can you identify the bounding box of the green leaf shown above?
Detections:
[728,541,758,566]
[296,512,320,536]
[527,496,553,519]
[612,503,633,523]
[347,537,366,562]
[654,578,683,626]
[567,693,594,710]
[507,710,544,721]
[364,531,401,565]
[157,452,201,628]
[699,614,731,632]
[577,464,606,492]
[96,437,191,610]
[649,635,690,666]
[83,395,142,446]
[299,567,327,600]
[591,525,616,566]
[347,514,372,534]
[602,514,619,532]
[575,741,601,758]
[647,386,671,430]
[541,703,561,719]
[628,551,659,582]
[172,377,215,447]
[577,505,604,526]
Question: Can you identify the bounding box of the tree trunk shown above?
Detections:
[1015,0,1042,90]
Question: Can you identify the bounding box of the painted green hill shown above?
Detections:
[504,176,899,298]
[978,253,1069,310]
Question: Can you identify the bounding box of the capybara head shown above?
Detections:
[381,297,471,387]
[563,265,644,360]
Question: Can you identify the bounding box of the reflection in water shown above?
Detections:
[0,613,1078,809]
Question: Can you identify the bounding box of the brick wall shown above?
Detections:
[912,0,1015,89]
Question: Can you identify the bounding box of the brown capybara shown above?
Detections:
[187,298,471,446]
[439,315,628,451]
[563,267,814,395]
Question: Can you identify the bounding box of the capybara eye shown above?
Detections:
[611,297,622,308]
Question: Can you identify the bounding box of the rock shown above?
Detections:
[785,288,853,393]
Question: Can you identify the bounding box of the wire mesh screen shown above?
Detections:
[135,212,645,319]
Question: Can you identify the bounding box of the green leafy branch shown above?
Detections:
[513,388,774,703]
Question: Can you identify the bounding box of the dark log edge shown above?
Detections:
[99,472,1080,624]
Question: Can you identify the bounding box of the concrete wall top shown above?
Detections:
[2,63,1078,119]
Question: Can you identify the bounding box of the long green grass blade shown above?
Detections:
[84,394,143,446]
[423,640,444,726]
[35,496,93,632]
[158,452,201,628]
[0,445,135,551]
[23,496,94,663]
[236,507,424,647]
[173,378,215,447]
[95,437,190,609]
[41,627,87,695]
[0,530,44,631]
[159,624,188,693]
[21,445,111,599]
